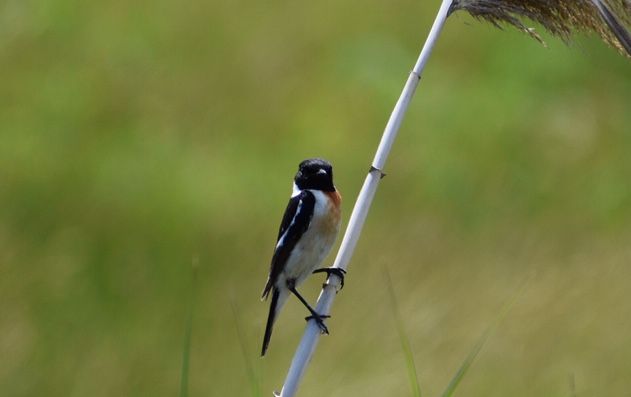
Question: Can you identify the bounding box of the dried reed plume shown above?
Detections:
[450,0,631,56]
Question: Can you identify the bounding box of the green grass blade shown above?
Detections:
[568,373,577,397]
[440,281,527,397]
[384,267,422,397]
[179,257,199,397]
[439,325,489,397]
[230,296,262,397]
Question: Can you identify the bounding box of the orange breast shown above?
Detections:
[325,190,342,208]
[324,190,342,230]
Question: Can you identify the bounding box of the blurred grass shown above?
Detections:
[385,267,422,397]
[230,296,261,397]
[179,259,198,397]
[1,0,630,396]
[439,280,525,397]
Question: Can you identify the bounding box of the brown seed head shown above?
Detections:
[449,0,631,57]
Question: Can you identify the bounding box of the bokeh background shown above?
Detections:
[1,0,630,396]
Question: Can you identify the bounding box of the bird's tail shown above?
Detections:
[261,288,288,356]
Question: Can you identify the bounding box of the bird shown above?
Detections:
[261,158,344,357]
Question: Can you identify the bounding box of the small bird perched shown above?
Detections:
[261,158,344,356]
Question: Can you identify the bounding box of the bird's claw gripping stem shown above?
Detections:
[313,267,347,289]
[304,314,330,334]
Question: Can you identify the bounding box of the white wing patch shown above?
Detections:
[275,197,304,250]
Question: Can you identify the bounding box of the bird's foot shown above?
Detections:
[304,314,330,334]
[313,267,346,289]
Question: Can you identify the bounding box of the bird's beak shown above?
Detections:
[317,169,327,175]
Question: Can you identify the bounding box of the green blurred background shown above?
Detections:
[1,0,630,396]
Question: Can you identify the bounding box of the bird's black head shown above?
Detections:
[294,158,335,192]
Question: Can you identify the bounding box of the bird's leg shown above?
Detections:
[287,283,329,335]
[313,267,346,289]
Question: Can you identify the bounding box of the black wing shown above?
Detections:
[261,190,315,299]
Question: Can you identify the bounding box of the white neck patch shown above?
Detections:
[291,182,301,197]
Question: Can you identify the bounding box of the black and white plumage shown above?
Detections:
[261,158,342,356]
